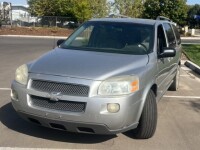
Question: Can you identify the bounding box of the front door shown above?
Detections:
[156,24,171,100]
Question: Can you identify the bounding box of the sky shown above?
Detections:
[1,0,200,5]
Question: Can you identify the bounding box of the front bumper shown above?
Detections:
[11,74,143,134]
[17,111,138,134]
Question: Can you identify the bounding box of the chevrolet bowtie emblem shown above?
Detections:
[47,92,63,102]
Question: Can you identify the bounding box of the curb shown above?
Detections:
[184,60,200,75]
[0,35,67,39]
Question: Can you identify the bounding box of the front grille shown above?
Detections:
[30,95,86,112]
[31,80,89,97]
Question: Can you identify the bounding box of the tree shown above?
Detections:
[114,0,144,18]
[187,4,200,28]
[28,0,75,17]
[90,0,110,18]
[72,0,92,23]
[28,0,110,22]
[143,0,188,26]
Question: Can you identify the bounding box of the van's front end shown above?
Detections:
[11,18,156,135]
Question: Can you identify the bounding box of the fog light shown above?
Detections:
[107,103,120,113]
[11,89,18,100]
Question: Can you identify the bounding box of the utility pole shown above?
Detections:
[10,2,12,27]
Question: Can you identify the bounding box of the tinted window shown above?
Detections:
[61,21,154,55]
[172,24,181,45]
[163,23,176,48]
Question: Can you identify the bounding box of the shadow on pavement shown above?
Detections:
[123,130,139,140]
[0,102,116,143]
[181,99,200,113]
[190,101,200,112]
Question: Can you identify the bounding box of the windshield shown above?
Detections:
[60,21,154,55]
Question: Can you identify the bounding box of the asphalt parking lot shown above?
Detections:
[0,37,200,150]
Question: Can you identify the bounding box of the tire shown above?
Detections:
[169,65,180,91]
[133,90,157,139]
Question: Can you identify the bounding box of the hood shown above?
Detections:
[29,48,149,80]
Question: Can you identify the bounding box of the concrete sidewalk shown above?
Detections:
[181,36,200,40]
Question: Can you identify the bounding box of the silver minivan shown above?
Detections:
[11,17,181,139]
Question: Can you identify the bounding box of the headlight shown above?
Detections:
[98,76,139,96]
[15,64,28,85]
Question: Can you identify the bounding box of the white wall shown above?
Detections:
[11,6,30,22]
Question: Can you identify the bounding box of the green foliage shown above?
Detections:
[72,0,92,23]
[90,0,110,18]
[143,0,188,26]
[72,0,109,22]
[114,0,144,18]
[187,4,200,28]
[28,0,61,16]
[28,0,109,22]
[183,44,200,66]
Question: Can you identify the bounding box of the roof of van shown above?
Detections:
[90,18,171,25]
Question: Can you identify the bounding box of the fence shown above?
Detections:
[188,29,200,36]
[9,16,79,29]
[195,29,200,35]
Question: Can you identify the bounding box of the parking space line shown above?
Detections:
[181,66,192,71]
[0,88,11,91]
[180,75,190,77]
[0,148,78,150]
[164,95,200,99]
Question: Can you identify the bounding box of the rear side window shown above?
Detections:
[172,24,181,45]
[163,23,176,48]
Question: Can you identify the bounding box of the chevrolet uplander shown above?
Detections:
[11,16,181,139]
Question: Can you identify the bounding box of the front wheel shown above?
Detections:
[133,90,157,139]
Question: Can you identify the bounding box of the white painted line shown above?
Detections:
[180,75,190,77]
[0,148,85,150]
[0,88,11,91]
[181,66,192,71]
[164,95,200,99]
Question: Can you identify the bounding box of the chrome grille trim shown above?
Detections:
[31,80,89,97]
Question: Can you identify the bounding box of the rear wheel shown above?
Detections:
[133,90,157,139]
[169,65,180,91]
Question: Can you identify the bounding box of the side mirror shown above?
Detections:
[159,48,176,58]
[57,39,65,46]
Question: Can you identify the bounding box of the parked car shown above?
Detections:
[11,16,182,139]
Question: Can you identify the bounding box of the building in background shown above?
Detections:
[12,5,29,22]
[0,1,37,26]
[11,4,37,26]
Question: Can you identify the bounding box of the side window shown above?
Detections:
[163,23,176,48]
[172,24,181,45]
[157,25,167,54]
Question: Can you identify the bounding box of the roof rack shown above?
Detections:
[156,16,171,22]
